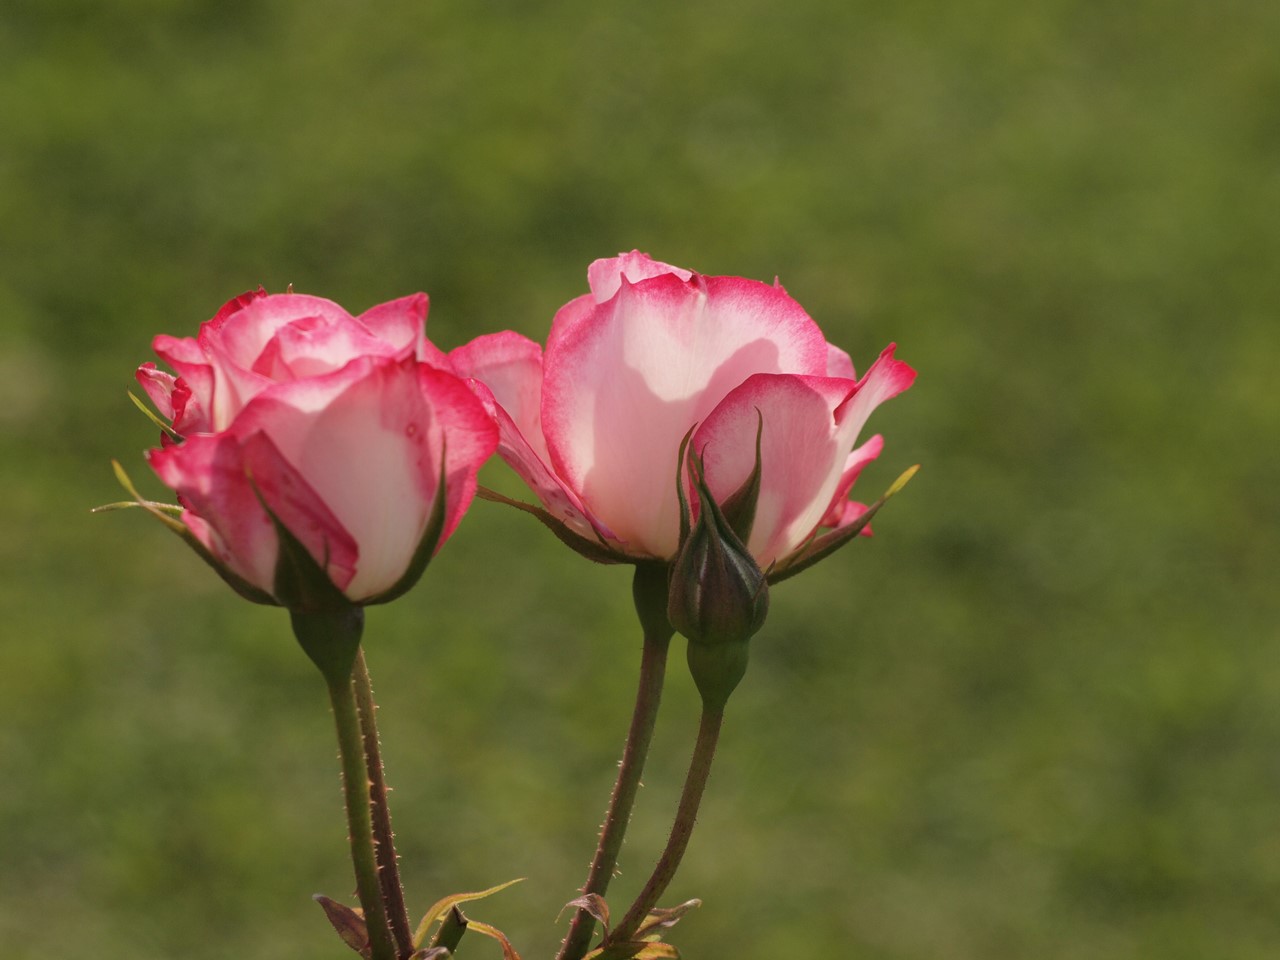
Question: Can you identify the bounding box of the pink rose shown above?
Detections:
[453,251,915,573]
[136,289,498,605]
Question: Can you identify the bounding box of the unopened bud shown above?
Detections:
[668,466,769,710]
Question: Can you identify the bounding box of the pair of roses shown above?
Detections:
[115,250,917,960]
[133,251,915,604]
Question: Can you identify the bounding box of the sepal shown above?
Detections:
[96,460,278,606]
[128,390,183,443]
[769,464,919,584]
[477,487,625,564]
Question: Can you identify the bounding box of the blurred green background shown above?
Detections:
[2,1,1277,957]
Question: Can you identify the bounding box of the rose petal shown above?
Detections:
[827,343,857,380]
[451,332,604,540]
[147,432,280,594]
[135,362,177,420]
[542,272,829,558]
[833,343,916,439]
[819,434,884,529]
[357,293,429,355]
[696,373,858,567]
[417,364,500,550]
[231,354,487,600]
[254,314,405,381]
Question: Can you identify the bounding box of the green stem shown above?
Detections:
[608,706,725,945]
[557,563,674,960]
[353,649,414,959]
[328,670,397,960]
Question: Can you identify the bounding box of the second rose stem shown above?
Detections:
[607,705,725,944]
[353,649,415,959]
[557,563,674,960]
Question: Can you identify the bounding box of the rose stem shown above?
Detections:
[327,669,397,960]
[607,706,725,945]
[557,562,674,960]
[353,649,414,958]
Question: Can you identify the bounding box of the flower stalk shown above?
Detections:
[558,562,674,960]
[608,706,725,945]
[327,666,397,960]
[353,649,414,958]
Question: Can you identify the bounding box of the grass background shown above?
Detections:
[2,1,1278,957]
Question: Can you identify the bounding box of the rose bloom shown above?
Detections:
[136,289,497,603]
[453,252,915,569]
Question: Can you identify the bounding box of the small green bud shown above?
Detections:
[668,457,769,710]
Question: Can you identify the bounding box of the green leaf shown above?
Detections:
[584,941,680,960]
[635,899,701,939]
[412,878,525,949]
[562,892,611,934]
[461,919,522,960]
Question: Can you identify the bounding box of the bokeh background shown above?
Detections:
[3,1,1277,957]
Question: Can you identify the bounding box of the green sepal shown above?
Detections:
[674,425,697,547]
[716,409,763,545]
[99,460,278,606]
[259,489,352,616]
[128,390,183,443]
[476,487,624,564]
[290,605,364,685]
[768,464,919,584]
[364,453,449,606]
[633,899,701,941]
[256,485,364,681]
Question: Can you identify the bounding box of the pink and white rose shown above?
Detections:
[453,251,915,571]
[137,289,498,604]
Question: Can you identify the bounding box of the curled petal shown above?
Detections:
[152,334,215,433]
[203,293,354,370]
[135,363,177,421]
[833,343,917,443]
[357,292,430,355]
[585,250,693,303]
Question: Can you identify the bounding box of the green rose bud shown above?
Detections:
[668,456,769,711]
